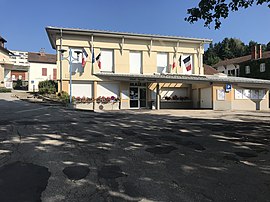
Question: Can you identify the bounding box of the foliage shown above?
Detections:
[58,91,71,104]
[38,80,58,94]
[204,38,270,65]
[96,96,120,104]
[185,0,270,29]
[14,79,23,90]
[0,87,12,93]
[74,96,93,103]
[239,58,270,80]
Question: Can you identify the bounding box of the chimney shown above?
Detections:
[258,44,262,59]
[39,48,45,56]
[251,45,257,60]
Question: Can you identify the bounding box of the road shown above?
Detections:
[0,93,270,202]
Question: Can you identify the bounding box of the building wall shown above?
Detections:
[212,84,269,111]
[0,50,13,87]
[28,62,57,92]
[56,34,205,84]
[9,51,29,67]
[212,85,232,110]
[240,58,270,80]
[216,64,239,76]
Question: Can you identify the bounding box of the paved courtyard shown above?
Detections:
[0,93,270,202]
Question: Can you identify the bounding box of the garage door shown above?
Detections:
[200,87,213,109]
[97,82,119,98]
[71,82,93,98]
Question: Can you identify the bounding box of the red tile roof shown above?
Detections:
[28,52,56,64]
[204,64,219,75]
[213,51,270,67]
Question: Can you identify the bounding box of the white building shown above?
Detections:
[28,51,57,92]
[212,55,250,77]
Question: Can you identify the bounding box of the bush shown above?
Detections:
[14,79,22,90]
[58,91,71,104]
[38,80,58,94]
[0,87,12,93]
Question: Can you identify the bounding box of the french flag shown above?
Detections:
[172,55,176,69]
[96,53,101,69]
[183,56,192,71]
[82,48,88,68]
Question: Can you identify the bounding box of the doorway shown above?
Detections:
[130,83,147,109]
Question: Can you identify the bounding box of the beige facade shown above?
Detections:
[0,48,13,88]
[46,27,270,111]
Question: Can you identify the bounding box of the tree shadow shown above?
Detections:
[0,98,270,201]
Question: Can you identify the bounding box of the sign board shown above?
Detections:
[225,84,232,92]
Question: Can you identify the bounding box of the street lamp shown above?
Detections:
[58,48,82,104]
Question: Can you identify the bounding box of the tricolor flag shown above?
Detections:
[96,53,101,69]
[183,56,192,71]
[178,55,182,67]
[91,48,95,63]
[172,55,176,69]
[82,48,88,67]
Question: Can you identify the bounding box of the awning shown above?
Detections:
[95,73,270,86]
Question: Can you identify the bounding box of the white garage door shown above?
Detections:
[71,82,93,98]
[97,82,119,98]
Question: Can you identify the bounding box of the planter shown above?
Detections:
[75,102,94,110]
[95,101,120,110]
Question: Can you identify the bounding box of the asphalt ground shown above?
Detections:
[0,92,270,202]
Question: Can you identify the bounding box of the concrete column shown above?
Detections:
[93,81,97,110]
[156,83,160,110]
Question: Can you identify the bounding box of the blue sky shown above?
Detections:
[1,0,269,54]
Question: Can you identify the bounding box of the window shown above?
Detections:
[228,69,235,76]
[260,63,265,72]
[130,51,142,74]
[42,68,47,76]
[157,53,168,73]
[53,69,57,80]
[100,49,114,72]
[236,69,239,77]
[245,66,250,74]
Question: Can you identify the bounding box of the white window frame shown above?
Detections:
[100,49,114,72]
[157,52,168,73]
[129,51,142,74]
[260,63,265,72]
[245,66,250,74]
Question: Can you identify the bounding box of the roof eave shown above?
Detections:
[46,26,212,50]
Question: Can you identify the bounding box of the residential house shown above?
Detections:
[239,49,270,80]
[213,55,251,77]
[9,50,30,88]
[28,50,57,92]
[0,35,13,88]
[46,26,270,110]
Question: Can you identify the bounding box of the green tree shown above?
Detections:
[185,0,270,29]
[266,42,270,51]
[204,38,260,65]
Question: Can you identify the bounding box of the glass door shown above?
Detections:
[139,88,146,108]
[130,83,147,109]
[130,87,139,108]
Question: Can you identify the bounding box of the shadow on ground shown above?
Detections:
[0,98,270,201]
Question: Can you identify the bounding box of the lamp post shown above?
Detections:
[58,48,82,104]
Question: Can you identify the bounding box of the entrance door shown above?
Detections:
[130,86,146,108]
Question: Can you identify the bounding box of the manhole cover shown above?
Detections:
[63,165,90,180]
